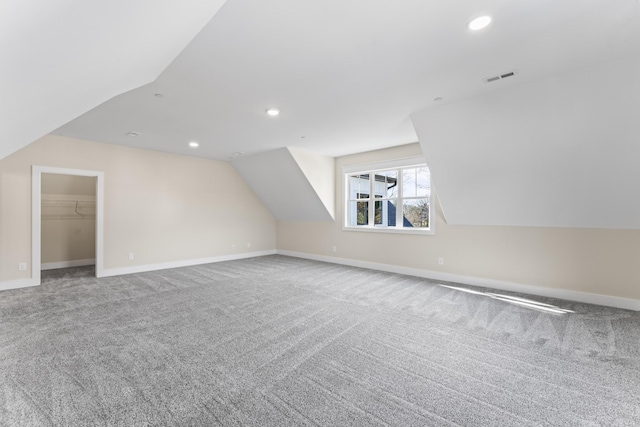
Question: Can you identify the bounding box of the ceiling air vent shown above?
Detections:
[484,70,517,83]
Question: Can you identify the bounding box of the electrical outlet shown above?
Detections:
[18,262,27,271]
[332,246,337,253]
[128,253,134,260]
[231,244,236,249]
[438,257,444,266]
[247,242,251,248]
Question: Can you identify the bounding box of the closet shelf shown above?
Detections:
[42,214,96,220]
[41,198,96,220]
[41,200,96,207]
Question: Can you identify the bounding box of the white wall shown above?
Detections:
[411,54,640,228]
[232,148,334,221]
[0,134,276,284]
[288,147,335,220]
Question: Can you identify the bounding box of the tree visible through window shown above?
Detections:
[346,162,431,232]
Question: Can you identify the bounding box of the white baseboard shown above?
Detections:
[5,249,638,311]
[41,259,95,271]
[276,250,640,311]
[0,278,39,292]
[100,250,277,278]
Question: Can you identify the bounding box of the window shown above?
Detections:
[344,157,432,233]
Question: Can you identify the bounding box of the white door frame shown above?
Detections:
[32,166,105,283]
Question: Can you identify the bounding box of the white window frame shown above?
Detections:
[343,156,434,235]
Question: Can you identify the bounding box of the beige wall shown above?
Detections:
[5,136,638,302]
[277,143,640,301]
[41,174,96,265]
[42,173,97,195]
[41,216,96,264]
[0,134,276,282]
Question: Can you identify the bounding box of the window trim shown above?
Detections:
[342,156,434,235]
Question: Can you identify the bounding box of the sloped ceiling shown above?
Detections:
[4,1,640,229]
[232,148,334,221]
[287,147,335,220]
[53,0,640,161]
[0,0,226,160]
[412,54,640,229]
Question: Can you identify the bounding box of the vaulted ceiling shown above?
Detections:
[413,54,640,228]
[0,0,227,160]
[2,0,640,159]
[3,1,640,227]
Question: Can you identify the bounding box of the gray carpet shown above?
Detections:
[1,255,639,426]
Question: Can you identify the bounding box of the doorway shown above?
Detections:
[31,166,104,284]
[41,173,96,271]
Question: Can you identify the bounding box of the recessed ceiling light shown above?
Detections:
[126,131,140,137]
[189,141,199,148]
[266,108,280,116]
[468,15,492,31]
[154,93,164,98]
[433,97,443,102]
[232,152,243,156]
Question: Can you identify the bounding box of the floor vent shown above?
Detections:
[484,70,517,83]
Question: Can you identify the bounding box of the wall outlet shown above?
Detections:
[332,246,337,253]
[128,253,134,260]
[231,244,236,249]
[18,262,27,271]
[438,257,444,266]
[247,242,251,248]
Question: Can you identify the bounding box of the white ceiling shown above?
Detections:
[0,0,227,160]
[413,54,640,229]
[51,0,640,161]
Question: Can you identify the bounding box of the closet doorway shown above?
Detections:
[31,166,104,284]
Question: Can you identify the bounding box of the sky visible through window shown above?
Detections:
[347,165,430,231]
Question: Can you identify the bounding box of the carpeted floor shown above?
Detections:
[1,255,639,426]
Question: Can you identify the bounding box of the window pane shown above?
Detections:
[374,200,382,225]
[349,175,360,200]
[387,199,397,226]
[416,167,430,197]
[349,200,368,226]
[372,173,386,198]
[375,199,399,226]
[402,199,429,228]
[358,174,370,196]
[402,168,416,197]
[350,174,367,198]
[384,170,398,198]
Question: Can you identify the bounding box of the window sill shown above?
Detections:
[342,226,435,235]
